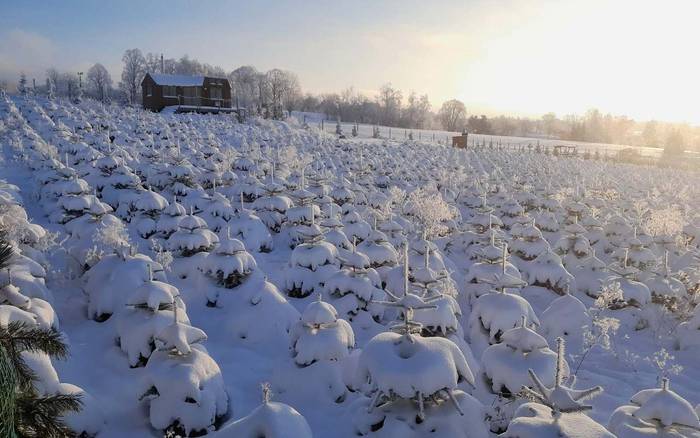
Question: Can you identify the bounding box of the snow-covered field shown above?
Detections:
[291,111,664,159]
[1,94,700,437]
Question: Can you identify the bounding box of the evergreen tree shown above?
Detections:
[0,236,82,437]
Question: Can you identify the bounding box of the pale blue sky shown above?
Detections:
[1,0,698,122]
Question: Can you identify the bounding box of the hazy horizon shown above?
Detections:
[1,0,698,124]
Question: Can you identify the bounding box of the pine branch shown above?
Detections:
[7,351,36,389]
[15,392,81,438]
[0,238,14,270]
[0,344,18,438]
[1,322,69,360]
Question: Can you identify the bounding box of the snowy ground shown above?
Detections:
[1,95,700,437]
[290,110,664,159]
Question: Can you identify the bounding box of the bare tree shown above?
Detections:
[415,94,431,129]
[203,64,226,78]
[46,68,61,96]
[175,55,203,76]
[266,69,286,119]
[120,48,145,105]
[281,71,301,116]
[144,53,162,74]
[438,99,467,132]
[256,72,271,117]
[376,83,402,126]
[87,63,113,102]
[61,73,79,101]
[401,91,431,128]
[229,65,259,111]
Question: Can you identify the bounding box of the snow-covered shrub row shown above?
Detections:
[2,92,700,437]
[0,95,231,436]
[0,175,106,437]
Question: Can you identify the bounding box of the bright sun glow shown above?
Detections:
[450,0,700,122]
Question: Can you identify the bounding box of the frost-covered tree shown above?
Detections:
[87,63,113,102]
[438,99,466,132]
[405,187,456,239]
[229,65,260,112]
[120,48,145,104]
[17,73,29,96]
[45,78,55,100]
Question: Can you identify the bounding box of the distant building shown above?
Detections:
[452,130,469,148]
[141,73,232,113]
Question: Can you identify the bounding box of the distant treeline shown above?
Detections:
[6,48,697,152]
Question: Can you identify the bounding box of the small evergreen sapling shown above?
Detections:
[520,338,603,414]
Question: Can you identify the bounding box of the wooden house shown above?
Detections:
[141,73,233,113]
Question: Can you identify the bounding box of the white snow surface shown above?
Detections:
[2,95,700,438]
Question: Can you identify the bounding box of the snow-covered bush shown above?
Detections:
[540,292,591,346]
[216,384,312,438]
[468,288,538,346]
[324,249,386,327]
[139,318,228,436]
[116,267,188,366]
[199,234,256,290]
[481,319,566,396]
[608,378,700,437]
[284,224,339,298]
[521,248,575,295]
[290,297,354,366]
[84,252,166,321]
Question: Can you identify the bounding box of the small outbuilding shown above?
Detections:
[141,73,233,113]
[452,130,469,148]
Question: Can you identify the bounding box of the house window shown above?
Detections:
[210,85,223,100]
[183,87,199,98]
[163,86,177,97]
[146,84,153,97]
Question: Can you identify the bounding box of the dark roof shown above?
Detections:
[144,73,230,87]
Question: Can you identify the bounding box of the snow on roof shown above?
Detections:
[149,73,205,87]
